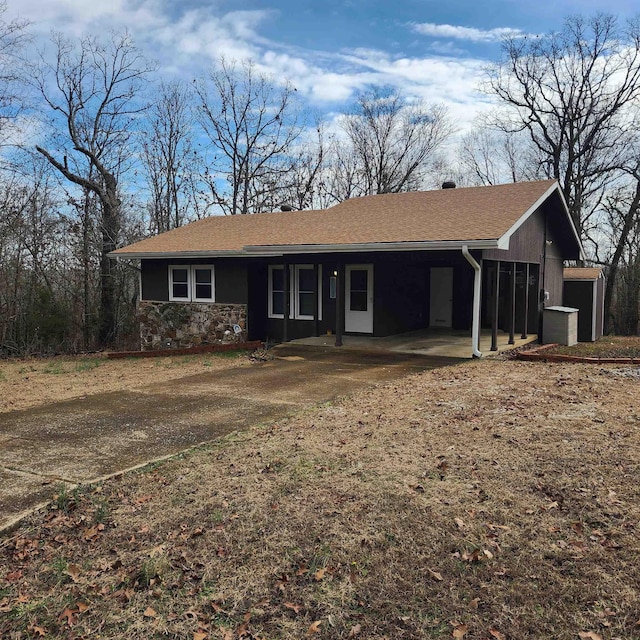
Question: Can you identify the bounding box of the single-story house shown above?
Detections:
[111,179,584,357]
[563,267,605,342]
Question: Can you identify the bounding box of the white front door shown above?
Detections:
[430,267,453,328]
[345,264,374,333]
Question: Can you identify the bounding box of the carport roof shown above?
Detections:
[111,179,583,259]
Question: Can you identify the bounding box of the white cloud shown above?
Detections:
[411,22,526,43]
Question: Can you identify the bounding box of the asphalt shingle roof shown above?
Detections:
[563,267,603,280]
[112,179,558,256]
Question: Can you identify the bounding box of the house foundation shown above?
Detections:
[138,301,247,350]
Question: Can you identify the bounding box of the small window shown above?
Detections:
[169,266,190,301]
[169,265,215,302]
[193,266,215,302]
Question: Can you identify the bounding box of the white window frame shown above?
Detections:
[169,265,191,302]
[268,264,322,321]
[168,265,215,302]
[294,265,317,320]
[268,265,286,319]
[191,265,216,302]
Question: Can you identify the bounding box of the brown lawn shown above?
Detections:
[544,335,640,359]
[1,355,639,639]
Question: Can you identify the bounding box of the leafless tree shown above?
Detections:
[194,57,304,215]
[485,14,640,243]
[458,127,539,186]
[141,80,198,232]
[339,87,453,195]
[0,2,30,148]
[33,31,152,346]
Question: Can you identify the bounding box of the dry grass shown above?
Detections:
[0,351,250,413]
[546,335,640,358]
[1,358,639,639]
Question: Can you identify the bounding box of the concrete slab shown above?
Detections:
[0,346,459,531]
[289,328,538,358]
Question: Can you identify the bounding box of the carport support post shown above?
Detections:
[491,260,500,351]
[521,263,530,339]
[509,262,516,345]
[335,262,344,347]
[283,258,290,342]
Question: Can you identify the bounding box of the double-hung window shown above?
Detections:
[268,264,322,320]
[169,265,215,302]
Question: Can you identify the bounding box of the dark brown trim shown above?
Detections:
[283,258,290,342]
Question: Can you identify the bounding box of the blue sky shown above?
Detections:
[7,0,640,129]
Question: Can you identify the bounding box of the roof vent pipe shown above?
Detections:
[442,181,456,189]
[280,204,295,212]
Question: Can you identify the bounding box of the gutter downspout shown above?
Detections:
[462,245,483,358]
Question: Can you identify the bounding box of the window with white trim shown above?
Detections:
[169,265,215,302]
[268,264,322,320]
[268,265,285,318]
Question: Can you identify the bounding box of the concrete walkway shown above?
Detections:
[0,346,461,531]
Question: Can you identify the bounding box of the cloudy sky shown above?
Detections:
[7,0,640,129]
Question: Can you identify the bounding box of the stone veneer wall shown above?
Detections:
[138,301,248,351]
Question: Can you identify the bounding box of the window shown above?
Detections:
[268,265,285,318]
[295,265,315,320]
[169,265,215,302]
[268,264,322,320]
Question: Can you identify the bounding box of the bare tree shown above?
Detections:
[195,57,304,215]
[458,127,539,186]
[33,31,152,346]
[0,2,30,147]
[339,87,453,195]
[485,14,640,243]
[600,171,640,333]
[141,80,198,232]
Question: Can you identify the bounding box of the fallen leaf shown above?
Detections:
[348,623,362,637]
[58,607,77,626]
[284,601,303,614]
[5,570,23,583]
[454,517,465,529]
[428,569,444,581]
[482,549,494,560]
[578,633,602,640]
[76,601,90,613]
[307,620,322,635]
[452,622,468,638]
[489,628,506,640]
[193,633,208,640]
[28,625,46,637]
[315,568,326,581]
[143,606,157,618]
[469,598,480,610]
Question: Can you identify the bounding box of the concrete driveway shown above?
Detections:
[0,345,461,531]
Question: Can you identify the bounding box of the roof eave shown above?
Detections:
[109,250,247,260]
[242,240,500,255]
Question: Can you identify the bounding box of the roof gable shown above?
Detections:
[112,179,582,258]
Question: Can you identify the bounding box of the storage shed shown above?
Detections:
[563,267,605,342]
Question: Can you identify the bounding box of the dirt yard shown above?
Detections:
[1,354,639,639]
